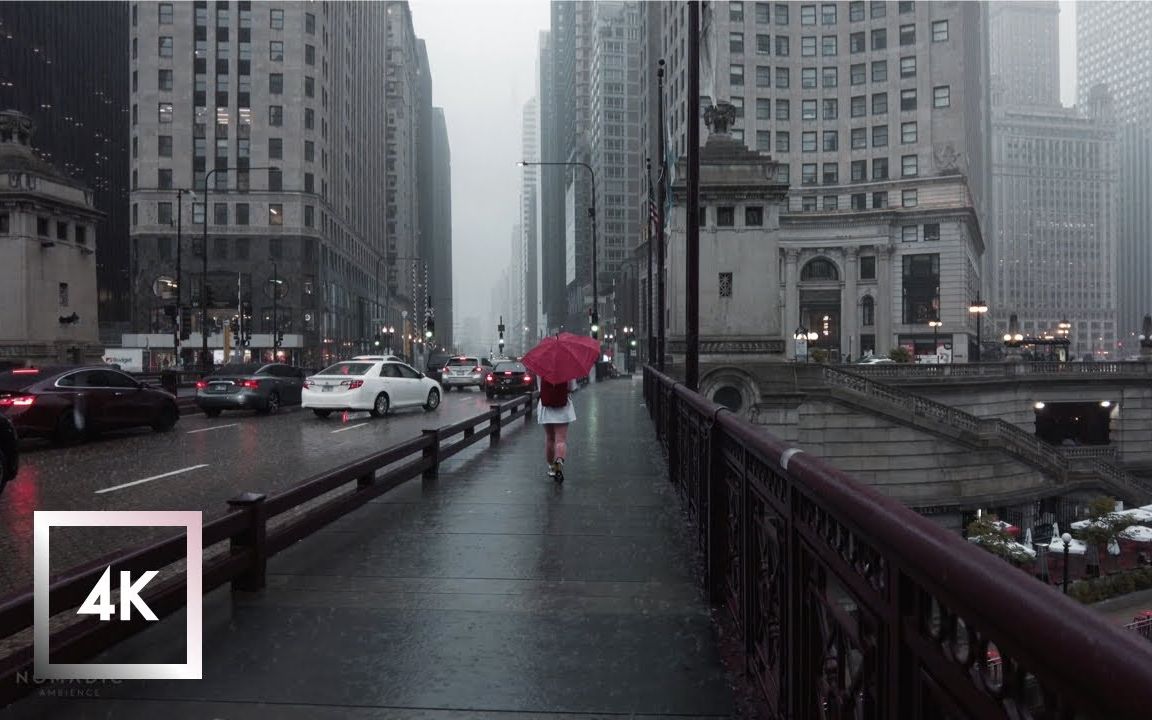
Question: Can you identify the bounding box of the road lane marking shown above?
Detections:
[95,464,210,495]
[186,423,239,434]
[331,423,369,434]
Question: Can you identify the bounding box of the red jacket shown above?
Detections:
[539,380,570,408]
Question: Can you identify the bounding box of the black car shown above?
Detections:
[195,362,306,416]
[425,353,451,383]
[0,414,17,494]
[485,361,535,398]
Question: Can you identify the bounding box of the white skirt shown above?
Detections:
[537,399,576,425]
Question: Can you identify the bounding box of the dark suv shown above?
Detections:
[0,414,16,494]
[425,353,451,383]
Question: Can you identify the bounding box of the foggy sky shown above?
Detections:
[409,0,549,337]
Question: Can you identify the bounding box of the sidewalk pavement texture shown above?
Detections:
[6,378,737,719]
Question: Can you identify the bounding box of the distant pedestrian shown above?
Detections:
[537,377,577,482]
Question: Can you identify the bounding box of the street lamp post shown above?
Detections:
[173,188,195,365]
[519,160,598,339]
[968,295,989,363]
[200,165,278,371]
[928,318,943,362]
[794,326,818,363]
[1061,532,1072,594]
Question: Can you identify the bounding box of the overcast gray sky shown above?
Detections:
[410,0,549,335]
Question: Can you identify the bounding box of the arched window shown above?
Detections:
[861,296,875,327]
[801,258,839,281]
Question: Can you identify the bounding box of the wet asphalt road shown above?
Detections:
[0,387,506,596]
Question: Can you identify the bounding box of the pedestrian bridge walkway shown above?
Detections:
[7,379,738,719]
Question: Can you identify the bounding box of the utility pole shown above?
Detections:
[685,1,700,392]
[271,262,279,357]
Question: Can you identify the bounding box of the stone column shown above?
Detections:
[842,247,858,361]
[876,243,896,355]
[784,248,800,358]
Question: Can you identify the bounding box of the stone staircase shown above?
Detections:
[821,366,1152,504]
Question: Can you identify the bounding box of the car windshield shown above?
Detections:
[448,358,477,366]
[494,362,526,373]
[316,362,375,376]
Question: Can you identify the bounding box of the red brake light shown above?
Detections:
[303,380,313,389]
[0,395,35,407]
[195,380,207,389]
[474,366,483,373]
[241,380,259,389]
[347,379,364,390]
[523,374,532,383]
[486,374,494,382]
[12,368,39,375]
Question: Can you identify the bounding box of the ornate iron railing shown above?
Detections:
[644,365,1152,718]
[848,361,1152,380]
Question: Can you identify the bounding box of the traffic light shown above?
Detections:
[274,330,284,348]
[179,306,192,340]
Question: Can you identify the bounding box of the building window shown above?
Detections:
[158,102,174,123]
[933,85,951,108]
[159,36,173,57]
[822,35,837,56]
[899,1,915,12]
[305,44,315,65]
[755,3,771,23]
[776,35,790,56]
[861,295,875,325]
[872,125,888,147]
[823,195,838,210]
[269,105,283,126]
[851,193,866,210]
[860,256,876,280]
[305,12,316,34]
[776,163,790,182]
[776,98,790,120]
[802,36,817,57]
[305,76,315,97]
[75,226,86,244]
[822,162,838,183]
[717,207,735,226]
[775,3,789,24]
[901,154,918,177]
[270,41,284,61]
[850,1,865,22]
[730,64,745,85]
[269,168,283,191]
[899,24,915,46]
[900,56,917,78]
[269,137,283,159]
[822,131,838,152]
[801,4,816,25]
[932,20,949,42]
[236,203,250,225]
[730,1,745,22]
[268,203,283,225]
[850,31,865,53]
[872,191,888,209]
[756,65,772,87]
[158,135,173,157]
[270,8,284,29]
[902,226,918,243]
[303,205,314,227]
[802,195,818,211]
[59,282,69,307]
[872,157,889,179]
[803,131,817,152]
[901,121,917,144]
[802,163,818,184]
[730,32,745,54]
[0,213,8,234]
[37,216,50,237]
[901,253,940,324]
[270,73,283,94]
[851,128,867,150]
[896,89,916,112]
[923,223,940,241]
[214,202,228,225]
[872,92,887,115]
[304,172,314,193]
[821,3,837,24]
[719,272,733,298]
[745,206,764,226]
[754,34,770,56]
[776,131,790,152]
[822,67,837,87]
[775,67,789,88]
[818,99,836,121]
[158,69,174,91]
[851,95,866,117]
[757,130,771,151]
[801,258,838,281]
[53,221,67,242]
[700,207,708,227]
[305,107,315,129]
[870,1,887,18]
[731,96,745,118]
[802,66,817,88]
[850,63,865,85]
[902,189,918,207]
[158,168,173,189]
[753,98,770,121]
[802,99,817,120]
[872,28,886,50]
[304,140,315,161]
[851,159,867,181]
[872,60,887,82]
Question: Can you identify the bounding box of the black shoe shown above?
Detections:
[553,458,564,483]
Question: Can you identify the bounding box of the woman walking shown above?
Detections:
[537,378,576,481]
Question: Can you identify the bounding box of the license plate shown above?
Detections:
[322,385,332,392]
[210,383,230,393]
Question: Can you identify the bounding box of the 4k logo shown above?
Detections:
[77,567,160,622]
[34,511,203,681]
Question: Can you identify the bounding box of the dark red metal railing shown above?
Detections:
[643,365,1152,718]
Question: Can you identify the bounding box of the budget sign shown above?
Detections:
[33,511,203,681]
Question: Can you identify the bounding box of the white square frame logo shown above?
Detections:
[34,510,203,680]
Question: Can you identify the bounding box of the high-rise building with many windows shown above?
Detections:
[520,96,540,351]
[1077,1,1152,349]
[128,0,438,367]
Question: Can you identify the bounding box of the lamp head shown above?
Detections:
[1061,532,1072,545]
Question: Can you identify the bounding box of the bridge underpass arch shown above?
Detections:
[700,366,760,414]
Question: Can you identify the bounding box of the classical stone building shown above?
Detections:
[0,110,102,365]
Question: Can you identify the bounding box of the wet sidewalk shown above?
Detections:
[7,379,736,719]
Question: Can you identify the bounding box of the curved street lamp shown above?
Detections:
[968,296,989,362]
[1061,532,1073,594]
[928,318,943,360]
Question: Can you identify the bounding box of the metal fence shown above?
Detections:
[643,365,1152,718]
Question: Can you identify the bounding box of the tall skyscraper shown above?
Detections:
[989,2,1118,358]
[1078,2,1152,347]
[0,2,130,337]
[520,97,540,350]
[129,1,438,366]
[430,107,453,351]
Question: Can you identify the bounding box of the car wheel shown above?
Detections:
[54,409,85,446]
[203,408,222,418]
[369,392,390,418]
[423,388,440,411]
[152,403,178,432]
[259,392,280,415]
[313,409,332,418]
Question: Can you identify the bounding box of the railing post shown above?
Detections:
[226,492,268,592]
[707,413,729,604]
[422,429,440,478]
[524,393,534,425]
[489,404,503,446]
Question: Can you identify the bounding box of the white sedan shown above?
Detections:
[302,360,441,418]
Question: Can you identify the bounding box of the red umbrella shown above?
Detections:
[522,332,601,384]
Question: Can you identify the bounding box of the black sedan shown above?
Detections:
[0,366,179,444]
[195,362,306,417]
[0,414,17,494]
[484,362,536,398]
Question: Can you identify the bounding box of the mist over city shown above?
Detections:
[2,2,1152,718]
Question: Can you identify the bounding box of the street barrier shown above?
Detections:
[0,392,536,706]
[643,364,1152,719]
